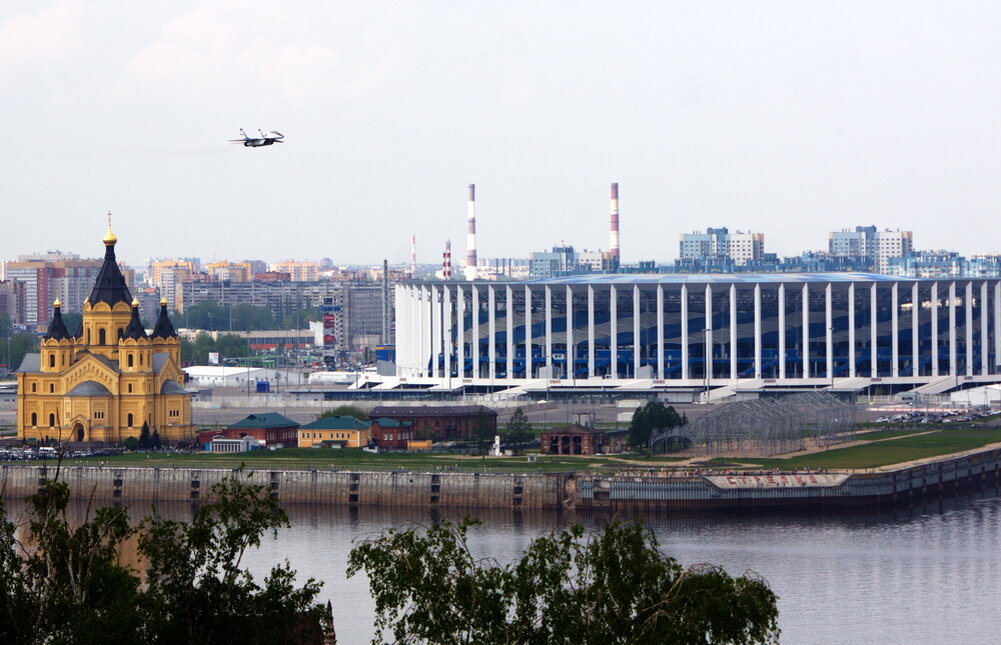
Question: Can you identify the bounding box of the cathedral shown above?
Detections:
[17,226,193,443]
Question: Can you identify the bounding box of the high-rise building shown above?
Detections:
[828,226,913,274]
[205,261,252,282]
[679,228,764,266]
[271,260,319,282]
[3,253,105,326]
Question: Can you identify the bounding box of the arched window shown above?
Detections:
[127,413,134,427]
[31,412,37,426]
[127,383,133,393]
[98,328,106,345]
[48,384,54,393]
[48,413,55,428]
[31,383,36,392]
[49,354,55,368]
[127,354,134,368]
[86,329,90,344]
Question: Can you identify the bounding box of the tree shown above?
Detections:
[0,473,324,643]
[317,405,368,421]
[151,430,162,450]
[61,312,83,337]
[348,518,780,645]
[122,436,140,451]
[504,407,534,455]
[6,333,37,372]
[139,421,151,450]
[628,400,684,450]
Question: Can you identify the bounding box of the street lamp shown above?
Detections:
[703,327,712,403]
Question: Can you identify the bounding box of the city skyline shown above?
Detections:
[5,2,1001,265]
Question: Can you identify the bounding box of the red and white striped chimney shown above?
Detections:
[609,182,620,267]
[464,184,478,280]
[443,239,452,280]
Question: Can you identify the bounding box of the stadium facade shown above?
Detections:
[394,274,1001,394]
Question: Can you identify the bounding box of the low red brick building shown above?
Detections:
[540,424,607,455]
[368,417,416,450]
[367,405,497,441]
[197,412,300,450]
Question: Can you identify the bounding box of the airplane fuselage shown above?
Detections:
[244,139,276,147]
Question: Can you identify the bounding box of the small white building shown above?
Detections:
[208,435,262,452]
[183,366,277,388]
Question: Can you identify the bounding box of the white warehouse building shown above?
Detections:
[393,274,1001,396]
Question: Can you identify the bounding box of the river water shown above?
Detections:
[11,490,1001,644]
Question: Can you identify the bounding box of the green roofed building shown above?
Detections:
[197,412,299,450]
[300,415,371,448]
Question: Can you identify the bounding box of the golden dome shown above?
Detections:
[131,298,140,307]
[103,211,117,245]
[160,296,168,306]
[53,298,61,308]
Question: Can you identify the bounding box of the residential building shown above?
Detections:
[0,279,27,326]
[4,253,105,326]
[679,228,764,266]
[272,260,319,282]
[828,226,913,273]
[205,261,252,282]
[368,417,415,450]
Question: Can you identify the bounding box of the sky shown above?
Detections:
[3,1,1001,266]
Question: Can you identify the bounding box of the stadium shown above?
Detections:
[391,274,1001,399]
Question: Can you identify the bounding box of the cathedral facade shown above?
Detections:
[17,228,193,443]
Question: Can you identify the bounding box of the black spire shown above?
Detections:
[44,301,72,341]
[123,300,147,340]
[151,299,177,340]
[89,226,133,307]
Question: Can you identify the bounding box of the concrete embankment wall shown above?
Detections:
[4,447,1001,512]
[578,447,1001,510]
[0,465,567,510]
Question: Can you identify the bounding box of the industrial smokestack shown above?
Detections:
[609,182,620,268]
[443,239,452,280]
[410,235,417,278]
[464,184,478,280]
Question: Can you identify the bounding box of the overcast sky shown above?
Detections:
[3,1,1001,266]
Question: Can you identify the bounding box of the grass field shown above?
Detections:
[704,427,1001,470]
[64,448,674,474]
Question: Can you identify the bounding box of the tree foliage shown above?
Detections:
[181,332,252,365]
[628,401,685,450]
[0,473,323,644]
[504,408,534,455]
[317,405,369,421]
[4,333,37,372]
[348,518,780,645]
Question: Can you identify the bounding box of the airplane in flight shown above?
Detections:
[229,129,284,147]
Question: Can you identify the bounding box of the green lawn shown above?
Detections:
[65,448,648,474]
[703,427,1001,470]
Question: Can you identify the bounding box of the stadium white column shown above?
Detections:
[981,281,988,375]
[778,284,786,379]
[431,284,441,378]
[443,285,452,379]
[525,286,533,379]
[610,285,618,379]
[949,282,957,376]
[912,282,920,378]
[566,286,574,380]
[471,285,479,378]
[870,284,877,378]
[456,287,465,378]
[488,285,496,379]
[657,285,665,379]
[848,283,856,378]
[729,284,737,381]
[995,281,1001,369]
[891,283,899,378]
[544,286,552,374]
[507,286,514,379]
[705,284,713,385]
[802,284,810,379]
[681,284,689,380]
[634,285,642,379]
[754,284,762,379]
[931,282,939,377]
[826,282,833,381]
[420,286,429,377]
[966,282,974,376]
[587,285,595,378]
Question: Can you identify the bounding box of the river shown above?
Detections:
[9,489,1001,644]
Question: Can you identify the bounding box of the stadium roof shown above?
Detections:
[528,273,910,285]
